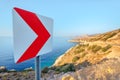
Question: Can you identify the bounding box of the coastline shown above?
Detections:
[0,37,76,71]
[53,46,75,66]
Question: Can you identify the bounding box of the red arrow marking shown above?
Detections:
[14,7,50,63]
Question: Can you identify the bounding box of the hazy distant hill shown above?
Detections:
[78,29,120,43]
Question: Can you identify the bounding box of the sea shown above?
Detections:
[0,37,76,71]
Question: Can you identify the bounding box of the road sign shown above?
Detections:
[13,7,53,63]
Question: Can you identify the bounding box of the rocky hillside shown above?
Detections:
[42,58,120,80]
[53,29,120,66]
[41,28,120,80]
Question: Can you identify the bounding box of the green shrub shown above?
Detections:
[102,45,112,52]
[80,48,85,52]
[16,78,20,80]
[88,45,102,53]
[54,64,75,73]
[91,45,97,50]
[55,66,61,72]
[92,46,102,53]
[102,32,117,41]
[105,51,112,55]
[88,46,92,50]
[82,44,89,47]
[86,44,89,47]
[81,52,87,58]
[72,56,80,62]
[79,60,91,67]
[74,48,85,54]
[76,45,81,49]
[42,67,49,73]
[76,44,89,49]
[59,64,75,73]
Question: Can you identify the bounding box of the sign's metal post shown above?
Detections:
[35,56,40,80]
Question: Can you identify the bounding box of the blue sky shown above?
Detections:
[0,0,120,37]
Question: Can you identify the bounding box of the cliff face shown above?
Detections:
[42,29,120,80]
